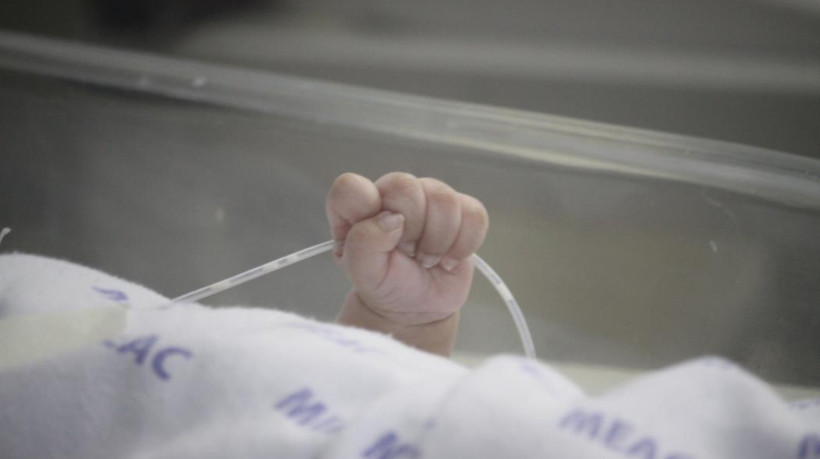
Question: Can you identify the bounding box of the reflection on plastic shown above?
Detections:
[0,227,10,247]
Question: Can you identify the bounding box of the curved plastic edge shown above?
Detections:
[1,31,819,209]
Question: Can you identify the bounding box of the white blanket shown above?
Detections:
[0,253,818,459]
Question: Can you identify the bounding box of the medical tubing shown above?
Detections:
[171,240,537,359]
[171,240,337,304]
[470,254,536,360]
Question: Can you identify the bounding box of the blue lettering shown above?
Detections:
[626,437,658,459]
[799,434,820,459]
[117,335,158,365]
[559,409,603,439]
[105,335,193,381]
[287,323,383,355]
[273,388,347,434]
[557,408,694,459]
[362,431,420,459]
[92,286,128,303]
[151,347,193,381]
[604,419,634,452]
[791,399,820,411]
[275,388,327,426]
[313,415,346,435]
[519,362,544,380]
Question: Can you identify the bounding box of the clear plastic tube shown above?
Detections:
[171,241,337,304]
[171,240,537,359]
[470,254,536,360]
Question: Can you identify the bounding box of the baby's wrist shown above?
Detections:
[336,292,459,357]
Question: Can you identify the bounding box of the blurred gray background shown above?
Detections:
[1,0,819,158]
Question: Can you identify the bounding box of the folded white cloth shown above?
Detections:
[0,253,818,459]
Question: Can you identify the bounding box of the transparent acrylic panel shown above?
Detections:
[1,32,819,390]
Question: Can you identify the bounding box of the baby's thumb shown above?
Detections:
[342,211,404,291]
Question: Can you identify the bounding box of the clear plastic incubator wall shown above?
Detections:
[1,31,820,398]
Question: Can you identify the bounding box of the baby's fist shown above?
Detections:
[326,172,488,326]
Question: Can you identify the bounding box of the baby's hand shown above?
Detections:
[327,173,488,352]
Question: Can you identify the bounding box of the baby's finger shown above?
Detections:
[439,193,489,272]
[343,211,405,291]
[326,173,382,256]
[375,172,426,257]
[416,178,462,269]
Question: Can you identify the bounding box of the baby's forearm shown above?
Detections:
[336,292,458,357]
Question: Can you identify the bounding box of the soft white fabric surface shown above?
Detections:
[0,253,818,459]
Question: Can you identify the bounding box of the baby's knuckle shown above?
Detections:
[330,173,364,198]
[436,191,459,209]
[422,179,457,206]
[334,172,360,187]
[378,172,417,192]
[462,196,489,227]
